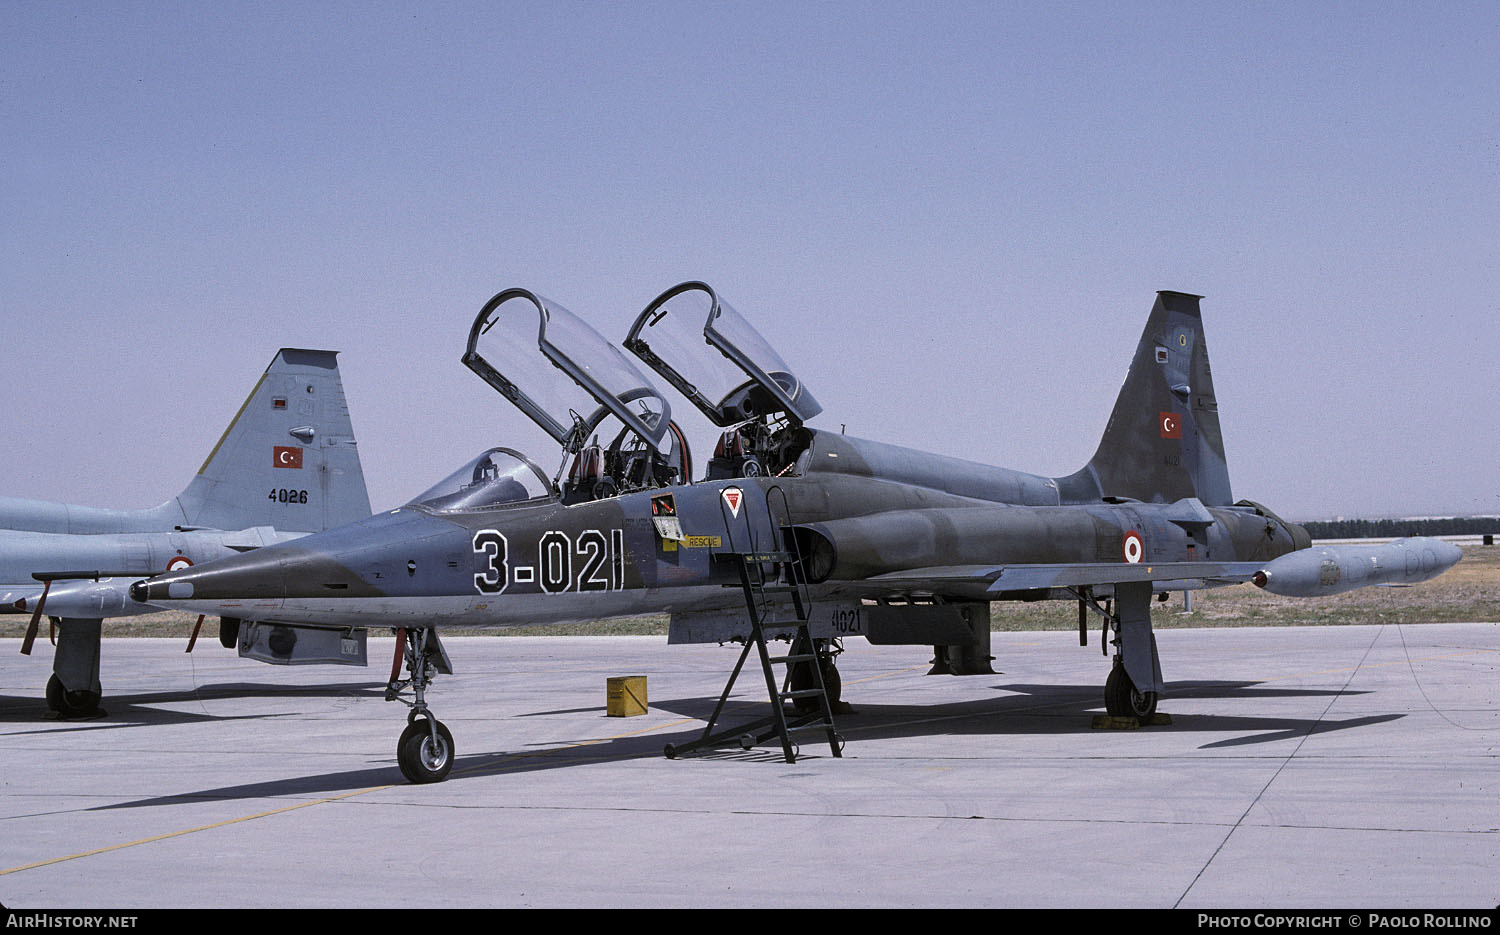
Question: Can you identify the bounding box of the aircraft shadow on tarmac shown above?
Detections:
[87,676,1401,811]
[90,721,687,811]
[0,681,387,731]
[655,677,1403,750]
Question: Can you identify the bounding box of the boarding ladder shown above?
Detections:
[663,485,842,763]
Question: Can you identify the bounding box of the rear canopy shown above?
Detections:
[625,281,822,427]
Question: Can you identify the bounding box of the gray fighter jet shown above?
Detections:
[135,285,1462,782]
[4,349,372,715]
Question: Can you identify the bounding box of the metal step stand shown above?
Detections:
[663,488,843,762]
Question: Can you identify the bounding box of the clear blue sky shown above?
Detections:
[3,2,1496,520]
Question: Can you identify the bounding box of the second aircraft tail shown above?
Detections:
[174,348,373,532]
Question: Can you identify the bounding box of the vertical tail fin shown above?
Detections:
[175,349,372,532]
[1056,291,1233,506]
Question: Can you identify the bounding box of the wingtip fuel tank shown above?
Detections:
[1252,538,1463,597]
[20,577,151,619]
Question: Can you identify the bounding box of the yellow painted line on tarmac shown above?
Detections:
[843,664,930,687]
[1259,646,1500,683]
[25,643,1482,875]
[1,716,698,877]
[0,787,381,877]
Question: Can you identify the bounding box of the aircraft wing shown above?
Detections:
[850,561,1265,600]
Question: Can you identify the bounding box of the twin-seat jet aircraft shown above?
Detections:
[3,350,372,714]
[125,284,1464,782]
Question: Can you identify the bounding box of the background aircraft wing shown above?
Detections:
[849,561,1265,599]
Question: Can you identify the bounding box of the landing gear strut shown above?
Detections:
[386,628,455,783]
[47,617,105,719]
[1076,582,1164,723]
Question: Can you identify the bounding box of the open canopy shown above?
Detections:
[625,281,822,427]
[463,288,672,454]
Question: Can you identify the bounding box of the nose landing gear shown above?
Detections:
[386,628,456,783]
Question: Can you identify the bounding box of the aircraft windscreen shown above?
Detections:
[409,448,553,512]
[627,282,821,426]
[465,289,671,453]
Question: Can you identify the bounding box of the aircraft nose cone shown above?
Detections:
[137,549,288,604]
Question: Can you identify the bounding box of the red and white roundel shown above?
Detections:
[1122,531,1144,564]
[166,556,193,573]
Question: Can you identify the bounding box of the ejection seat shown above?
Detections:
[562,444,612,504]
[707,427,759,479]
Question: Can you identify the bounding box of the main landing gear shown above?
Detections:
[1105,660,1157,721]
[42,617,105,719]
[789,638,843,714]
[46,673,102,719]
[1077,581,1164,723]
[386,628,456,783]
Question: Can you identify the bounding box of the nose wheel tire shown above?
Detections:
[1105,664,1157,722]
[397,718,454,784]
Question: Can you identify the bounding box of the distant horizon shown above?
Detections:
[1292,513,1500,526]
